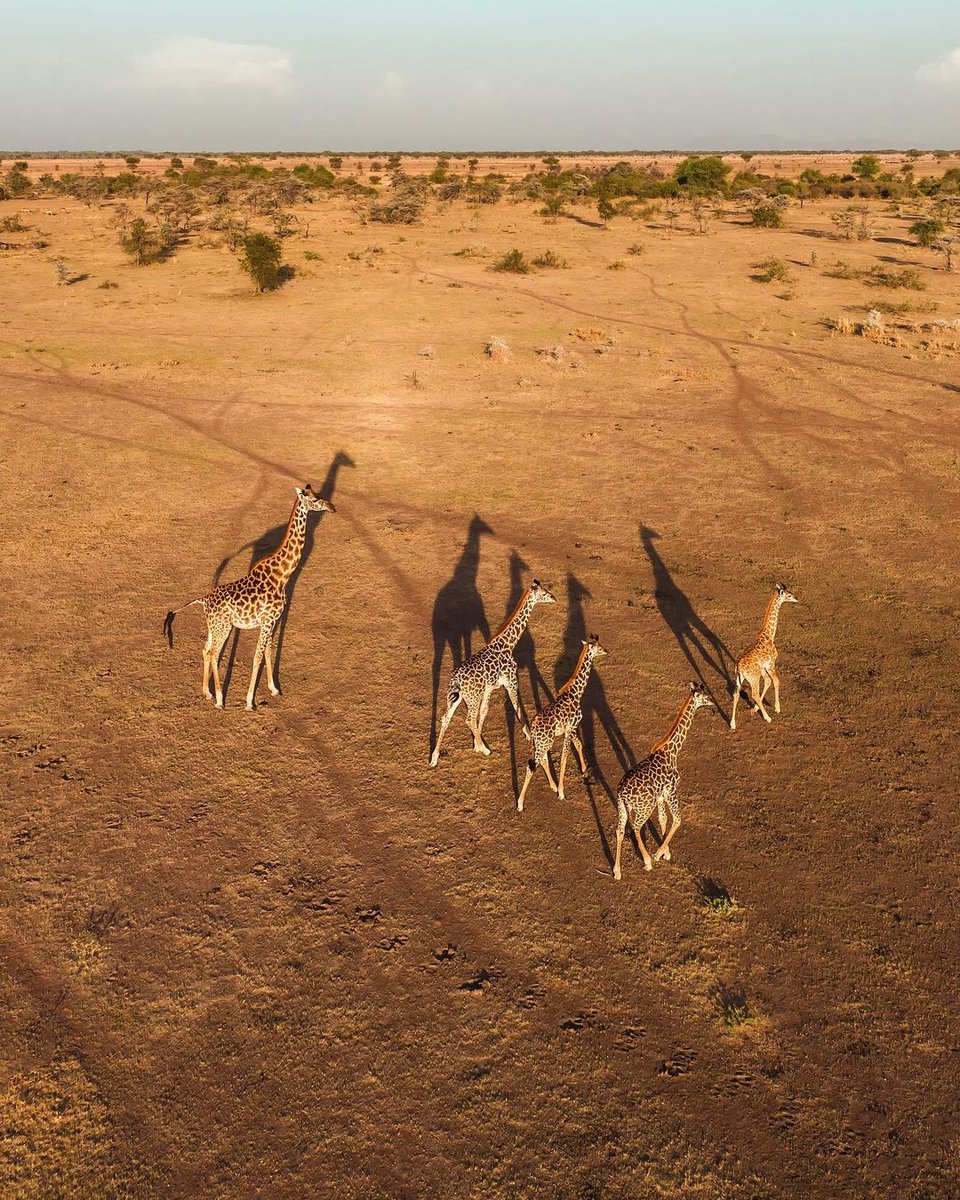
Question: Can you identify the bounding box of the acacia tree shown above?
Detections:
[851,154,881,180]
[238,231,283,292]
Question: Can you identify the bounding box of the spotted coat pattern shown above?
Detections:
[165,485,334,711]
[430,581,556,765]
[516,636,607,811]
[730,584,799,731]
[613,683,714,878]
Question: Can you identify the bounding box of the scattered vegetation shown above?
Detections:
[531,249,567,268]
[754,257,793,284]
[909,218,946,247]
[492,249,531,274]
[118,217,174,266]
[483,336,510,360]
[238,232,284,293]
[696,877,738,917]
[750,203,784,228]
[714,985,752,1027]
[865,266,925,290]
[626,242,644,255]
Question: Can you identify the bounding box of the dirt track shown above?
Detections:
[1,182,960,1197]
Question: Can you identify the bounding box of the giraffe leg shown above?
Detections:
[202,629,215,700]
[730,673,742,730]
[770,668,782,713]
[517,760,536,812]
[474,687,494,753]
[263,623,280,697]
[613,801,627,880]
[570,732,588,775]
[751,676,772,723]
[470,690,492,755]
[503,666,528,737]
[654,812,681,861]
[542,753,559,794]
[209,625,231,709]
[246,625,271,711]
[430,694,463,767]
[557,735,570,801]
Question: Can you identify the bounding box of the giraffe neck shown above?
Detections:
[558,645,595,703]
[653,695,697,766]
[265,497,309,586]
[760,593,784,642]
[489,588,537,652]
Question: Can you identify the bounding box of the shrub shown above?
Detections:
[909,218,946,247]
[492,248,530,273]
[751,203,783,228]
[369,185,424,224]
[303,250,323,261]
[97,279,119,289]
[865,266,924,290]
[119,217,171,265]
[673,154,730,193]
[714,985,751,1027]
[851,154,881,180]
[608,260,626,270]
[626,242,644,255]
[238,231,283,292]
[531,249,567,268]
[696,877,738,916]
[484,336,510,360]
[754,257,793,283]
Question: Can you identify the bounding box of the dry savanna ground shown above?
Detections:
[1,154,959,1198]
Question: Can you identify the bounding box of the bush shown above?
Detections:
[119,217,172,265]
[909,218,946,247]
[865,266,924,290]
[851,154,881,179]
[492,248,530,274]
[531,249,567,268]
[626,242,644,255]
[238,232,283,292]
[751,203,783,228]
[369,185,424,224]
[754,257,793,283]
[673,154,730,193]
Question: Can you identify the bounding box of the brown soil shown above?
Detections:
[1,180,959,1199]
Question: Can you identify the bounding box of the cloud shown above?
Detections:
[915,47,960,86]
[135,36,293,92]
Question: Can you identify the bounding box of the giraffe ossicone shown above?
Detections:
[164,483,335,711]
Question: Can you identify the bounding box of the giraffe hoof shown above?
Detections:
[429,754,439,768]
[557,791,565,801]
[269,687,281,698]
[245,702,255,712]
[643,861,653,872]
[613,868,621,881]
[214,700,224,709]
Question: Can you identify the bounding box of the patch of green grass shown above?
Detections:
[492,248,530,274]
[303,250,323,261]
[754,257,793,284]
[696,876,738,917]
[866,265,925,291]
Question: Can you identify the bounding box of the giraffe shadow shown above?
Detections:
[218,451,354,699]
[551,572,634,856]
[429,514,494,756]
[639,524,734,719]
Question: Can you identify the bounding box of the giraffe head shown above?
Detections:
[687,681,715,712]
[529,579,557,607]
[297,484,336,515]
[582,634,608,660]
[775,583,799,604]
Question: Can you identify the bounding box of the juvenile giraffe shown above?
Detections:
[164,484,335,711]
[613,682,714,879]
[516,635,607,812]
[730,583,799,731]
[430,579,556,766]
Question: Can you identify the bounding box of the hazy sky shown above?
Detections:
[2,0,959,151]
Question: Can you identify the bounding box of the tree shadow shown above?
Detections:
[218,450,354,696]
[429,515,494,754]
[551,573,633,850]
[639,525,734,714]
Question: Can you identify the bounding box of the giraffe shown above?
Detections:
[430,579,556,766]
[730,583,799,731]
[516,635,607,812]
[613,682,714,879]
[164,484,334,711]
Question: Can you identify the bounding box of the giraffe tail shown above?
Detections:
[164,599,202,649]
